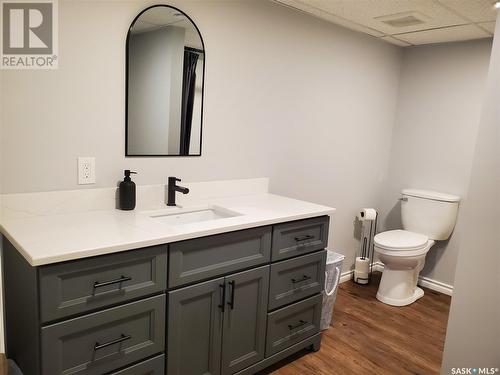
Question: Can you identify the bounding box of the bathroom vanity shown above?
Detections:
[0,186,334,375]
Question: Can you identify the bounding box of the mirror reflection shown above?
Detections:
[126,6,204,156]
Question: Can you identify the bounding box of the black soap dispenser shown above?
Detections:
[119,170,137,210]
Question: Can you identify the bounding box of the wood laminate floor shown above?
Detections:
[266,272,452,375]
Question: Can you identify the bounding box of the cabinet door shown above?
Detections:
[221,265,270,375]
[168,278,224,375]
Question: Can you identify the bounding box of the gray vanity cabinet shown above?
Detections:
[167,278,224,375]
[168,266,270,375]
[4,215,330,375]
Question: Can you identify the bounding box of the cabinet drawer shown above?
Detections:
[271,216,329,261]
[41,295,165,375]
[39,245,167,322]
[269,250,326,310]
[109,354,165,375]
[169,226,271,288]
[265,294,322,357]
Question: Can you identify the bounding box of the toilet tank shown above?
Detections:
[401,189,460,240]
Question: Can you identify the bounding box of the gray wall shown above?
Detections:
[442,13,500,371]
[128,27,185,155]
[378,40,492,286]
[0,0,402,274]
[267,36,401,271]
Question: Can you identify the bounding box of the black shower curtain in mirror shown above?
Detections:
[180,50,199,155]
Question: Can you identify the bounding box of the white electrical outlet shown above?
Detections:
[78,157,96,184]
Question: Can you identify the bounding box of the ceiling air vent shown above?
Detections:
[375,11,430,28]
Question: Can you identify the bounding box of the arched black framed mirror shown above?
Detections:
[125,5,205,156]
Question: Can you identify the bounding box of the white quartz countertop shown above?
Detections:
[0,193,335,266]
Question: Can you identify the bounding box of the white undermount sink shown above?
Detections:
[149,206,241,226]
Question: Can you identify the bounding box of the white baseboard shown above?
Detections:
[340,261,453,296]
[372,261,384,272]
[340,270,354,283]
[417,275,453,296]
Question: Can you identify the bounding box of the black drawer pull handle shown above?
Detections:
[291,275,311,284]
[288,320,307,330]
[294,235,313,242]
[227,280,235,310]
[219,284,226,312]
[94,334,131,351]
[93,275,132,289]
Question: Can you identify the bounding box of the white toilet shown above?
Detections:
[374,189,460,306]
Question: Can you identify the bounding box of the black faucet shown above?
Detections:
[167,177,189,206]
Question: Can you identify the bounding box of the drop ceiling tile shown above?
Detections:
[396,23,491,45]
[381,35,412,46]
[311,12,385,36]
[437,0,497,23]
[292,0,468,35]
[274,0,384,36]
[478,21,496,34]
[273,0,497,46]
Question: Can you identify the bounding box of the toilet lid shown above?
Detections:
[374,230,428,251]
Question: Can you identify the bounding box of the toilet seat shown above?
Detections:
[374,230,428,251]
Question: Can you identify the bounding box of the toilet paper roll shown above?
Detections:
[355,257,370,273]
[354,270,369,284]
[357,208,377,221]
[354,257,370,284]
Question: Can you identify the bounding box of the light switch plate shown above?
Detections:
[78,157,95,184]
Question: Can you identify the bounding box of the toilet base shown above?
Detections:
[377,286,424,306]
[374,244,432,307]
